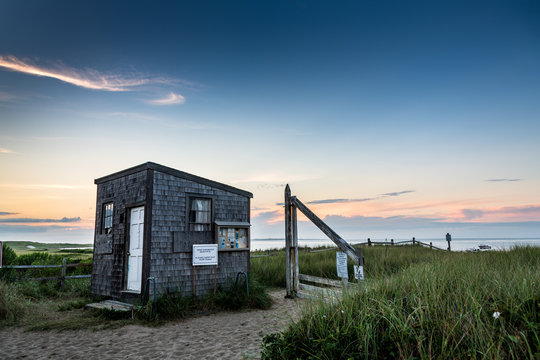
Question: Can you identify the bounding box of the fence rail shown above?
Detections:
[352,237,447,251]
[2,258,92,289]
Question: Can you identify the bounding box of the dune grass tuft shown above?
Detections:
[260,246,540,359]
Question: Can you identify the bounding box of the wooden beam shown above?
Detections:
[292,204,299,294]
[291,196,359,263]
[284,184,292,297]
[299,273,343,288]
[299,282,343,296]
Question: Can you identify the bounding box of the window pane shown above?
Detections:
[189,198,212,231]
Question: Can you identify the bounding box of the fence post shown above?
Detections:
[285,185,292,297]
[412,237,416,245]
[430,242,433,249]
[367,238,371,246]
[391,239,394,246]
[61,258,67,290]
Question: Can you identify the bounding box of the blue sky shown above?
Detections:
[0,0,539,243]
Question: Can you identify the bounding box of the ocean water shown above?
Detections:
[250,238,540,251]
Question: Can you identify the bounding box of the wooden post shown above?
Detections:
[214,265,217,295]
[391,239,394,246]
[367,238,371,246]
[412,237,416,245]
[61,257,66,291]
[193,265,196,297]
[292,204,299,294]
[285,185,292,297]
[430,242,433,249]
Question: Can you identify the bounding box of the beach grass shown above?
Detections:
[250,244,449,287]
[3,241,93,258]
[260,246,540,359]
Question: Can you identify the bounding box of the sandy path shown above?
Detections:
[0,290,302,360]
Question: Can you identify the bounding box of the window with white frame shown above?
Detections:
[189,198,211,231]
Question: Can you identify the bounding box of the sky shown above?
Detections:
[1,0,539,244]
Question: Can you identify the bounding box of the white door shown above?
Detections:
[127,206,144,292]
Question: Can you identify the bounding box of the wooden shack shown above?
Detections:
[90,162,252,302]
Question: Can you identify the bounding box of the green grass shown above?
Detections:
[135,275,272,323]
[1,243,92,282]
[0,274,272,330]
[3,241,93,258]
[260,246,540,359]
[0,278,92,327]
[250,244,449,287]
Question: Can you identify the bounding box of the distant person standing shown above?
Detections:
[446,233,452,251]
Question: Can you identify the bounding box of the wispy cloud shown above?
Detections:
[256,184,286,190]
[0,91,15,102]
[252,210,282,223]
[485,178,522,182]
[0,217,81,224]
[461,209,484,220]
[0,55,159,91]
[0,147,15,153]
[307,198,373,205]
[0,211,19,216]
[0,183,92,190]
[147,92,186,105]
[455,205,540,223]
[381,190,414,197]
[231,173,316,184]
[306,190,414,205]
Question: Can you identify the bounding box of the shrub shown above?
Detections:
[136,274,272,322]
[1,243,17,265]
[0,281,27,324]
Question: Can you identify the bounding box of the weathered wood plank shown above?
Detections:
[299,282,342,296]
[299,273,343,288]
[285,185,292,297]
[292,205,299,294]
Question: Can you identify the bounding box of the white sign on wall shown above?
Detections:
[193,244,218,266]
[336,251,348,279]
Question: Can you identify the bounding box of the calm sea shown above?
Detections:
[250,238,540,251]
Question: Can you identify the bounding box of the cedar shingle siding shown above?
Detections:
[90,162,252,300]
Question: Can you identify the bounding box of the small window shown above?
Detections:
[189,198,211,231]
[103,202,114,235]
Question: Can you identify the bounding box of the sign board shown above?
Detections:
[336,251,348,279]
[192,244,218,266]
[354,265,364,280]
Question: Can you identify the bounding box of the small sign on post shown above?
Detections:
[192,244,218,266]
[353,265,364,280]
[336,251,348,279]
[192,244,219,296]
